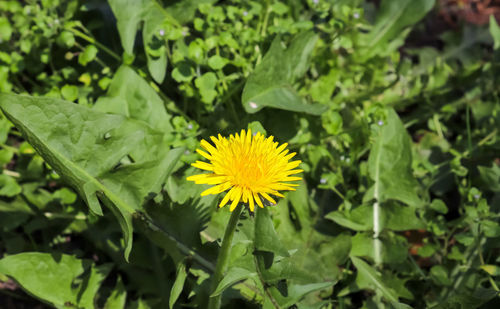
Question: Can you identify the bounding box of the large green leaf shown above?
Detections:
[350,256,398,303]
[326,203,424,232]
[107,0,174,83]
[0,252,111,309]
[94,65,173,133]
[364,109,422,207]
[254,207,290,257]
[212,267,258,297]
[362,0,435,57]
[350,232,408,264]
[0,93,183,260]
[271,183,348,282]
[241,31,327,115]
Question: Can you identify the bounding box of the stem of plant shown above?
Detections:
[208,204,243,309]
[373,132,382,268]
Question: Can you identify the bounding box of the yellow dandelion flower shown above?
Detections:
[187,129,302,212]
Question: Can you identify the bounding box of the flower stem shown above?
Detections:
[208,204,243,309]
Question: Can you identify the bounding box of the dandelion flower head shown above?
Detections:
[187,129,302,212]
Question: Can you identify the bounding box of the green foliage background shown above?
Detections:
[0,0,499,308]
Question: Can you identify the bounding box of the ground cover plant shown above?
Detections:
[0,0,500,308]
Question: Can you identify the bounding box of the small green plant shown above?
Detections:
[0,0,499,308]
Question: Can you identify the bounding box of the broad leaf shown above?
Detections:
[362,0,435,58]
[212,267,257,297]
[351,256,398,302]
[108,0,174,82]
[350,232,408,264]
[0,252,111,309]
[364,109,422,207]
[0,93,183,260]
[255,207,289,257]
[326,203,424,231]
[271,184,348,282]
[94,65,173,133]
[242,31,327,115]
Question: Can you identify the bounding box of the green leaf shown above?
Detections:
[0,197,33,231]
[107,0,146,55]
[242,31,327,115]
[362,0,435,57]
[94,65,173,133]
[481,220,500,238]
[56,30,75,48]
[169,261,188,309]
[254,207,289,257]
[143,6,167,83]
[212,267,257,297]
[194,72,218,104]
[0,174,21,197]
[165,0,217,24]
[430,199,448,214]
[61,84,79,102]
[208,55,228,70]
[478,163,500,192]
[0,93,183,260]
[365,109,422,207]
[430,265,451,286]
[108,0,174,82]
[0,17,13,41]
[326,203,424,231]
[480,264,500,276]
[351,256,398,302]
[0,252,111,309]
[326,207,371,231]
[439,288,498,309]
[269,184,346,282]
[78,45,98,66]
[171,62,194,82]
[268,281,333,308]
[489,15,500,50]
[350,232,408,264]
[52,187,77,204]
[104,276,127,309]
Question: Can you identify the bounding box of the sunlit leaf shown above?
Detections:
[0,252,111,309]
[0,93,183,260]
[242,31,327,115]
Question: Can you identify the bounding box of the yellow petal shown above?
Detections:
[201,139,217,155]
[254,192,264,208]
[197,175,228,185]
[261,192,276,205]
[196,149,212,160]
[285,160,301,170]
[201,182,231,196]
[192,161,214,171]
[230,187,242,211]
[186,173,211,182]
[219,188,235,208]
[248,192,255,212]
